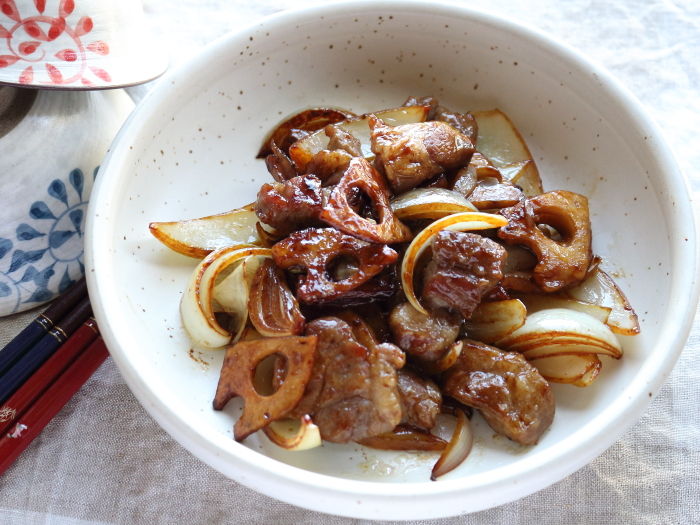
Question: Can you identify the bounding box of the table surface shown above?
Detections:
[1,0,699,523]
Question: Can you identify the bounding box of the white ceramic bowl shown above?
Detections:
[85,1,699,520]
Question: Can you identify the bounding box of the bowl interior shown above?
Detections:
[86,2,695,519]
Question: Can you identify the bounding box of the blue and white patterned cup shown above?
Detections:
[0,85,133,316]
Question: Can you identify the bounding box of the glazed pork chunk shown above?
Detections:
[397,369,442,430]
[289,317,406,443]
[369,116,474,193]
[255,174,324,234]
[422,231,507,319]
[442,339,555,445]
[388,302,461,362]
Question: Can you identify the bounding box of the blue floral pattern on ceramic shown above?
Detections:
[0,167,97,314]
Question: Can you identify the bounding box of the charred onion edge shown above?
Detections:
[431,408,473,480]
[256,107,356,158]
[401,212,509,314]
[180,245,271,349]
[356,424,448,451]
[262,415,322,451]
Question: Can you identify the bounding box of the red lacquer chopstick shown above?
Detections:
[0,318,100,437]
[0,337,109,476]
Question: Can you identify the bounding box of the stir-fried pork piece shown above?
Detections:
[369,116,474,193]
[257,108,355,158]
[304,126,363,184]
[498,190,592,292]
[469,180,523,210]
[289,317,405,442]
[255,174,324,234]
[441,339,555,445]
[272,227,398,303]
[402,95,479,146]
[301,267,399,310]
[326,125,362,156]
[388,302,461,362]
[403,95,439,119]
[452,151,502,197]
[434,106,478,145]
[422,231,506,318]
[397,369,442,430]
[265,142,299,182]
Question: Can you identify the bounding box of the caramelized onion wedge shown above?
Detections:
[358,424,447,451]
[564,267,640,335]
[263,415,322,451]
[149,204,262,258]
[497,308,622,359]
[472,110,544,197]
[505,160,543,197]
[529,354,602,385]
[213,335,318,441]
[289,105,430,172]
[465,299,527,344]
[431,409,473,480]
[390,188,477,220]
[472,110,538,165]
[257,107,355,158]
[180,246,272,349]
[248,259,305,337]
[401,212,508,314]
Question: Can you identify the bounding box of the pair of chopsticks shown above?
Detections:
[0,278,108,475]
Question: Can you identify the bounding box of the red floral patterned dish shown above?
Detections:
[0,0,167,89]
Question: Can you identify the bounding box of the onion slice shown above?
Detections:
[401,212,508,314]
[248,259,305,337]
[514,293,611,324]
[465,299,527,344]
[564,266,640,335]
[497,308,623,359]
[529,354,602,385]
[149,204,262,258]
[573,358,603,387]
[390,188,477,220]
[180,245,272,349]
[357,424,447,451]
[262,415,322,451]
[431,409,473,480]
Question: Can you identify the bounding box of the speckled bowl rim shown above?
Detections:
[85,0,699,519]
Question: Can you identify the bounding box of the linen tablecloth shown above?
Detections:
[1,0,699,523]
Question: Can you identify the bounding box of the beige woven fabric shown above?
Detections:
[1,0,699,523]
